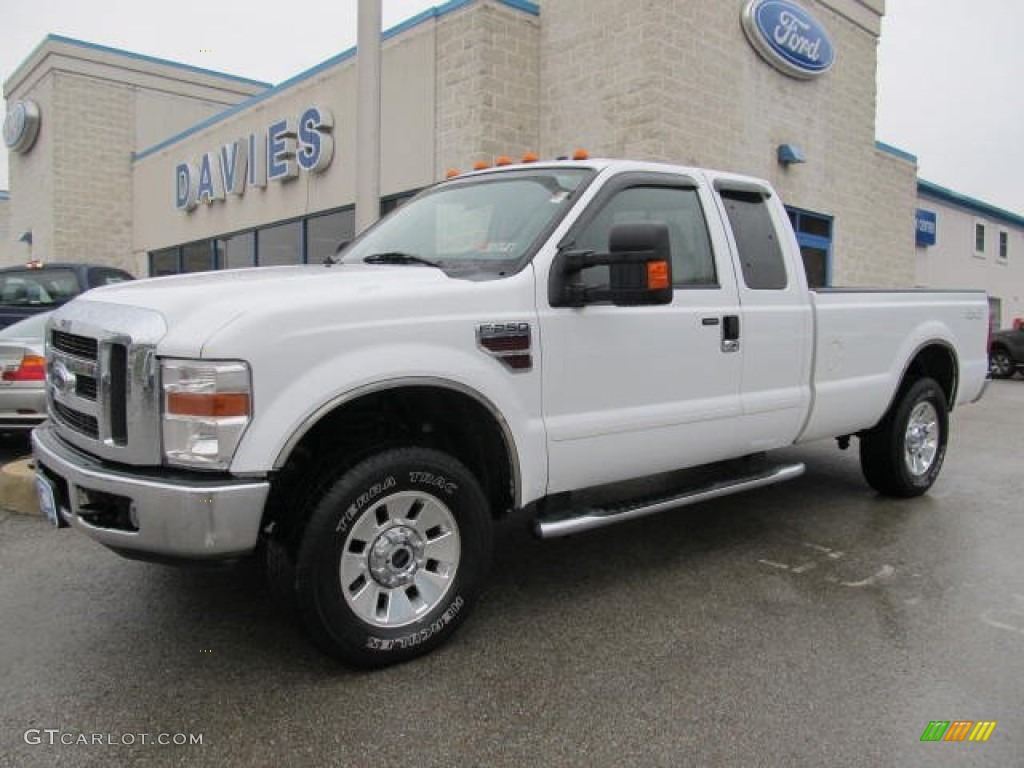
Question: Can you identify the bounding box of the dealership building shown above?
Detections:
[1,0,1021,324]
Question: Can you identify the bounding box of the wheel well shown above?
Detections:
[989,342,1009,354]
[264,386,516,544]
[901,344,957,408]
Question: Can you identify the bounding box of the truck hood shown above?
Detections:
[71,264,473,356]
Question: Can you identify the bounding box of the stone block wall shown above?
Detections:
[436,0,541,176]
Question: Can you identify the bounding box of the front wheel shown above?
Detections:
[989,348,1015,379]
[294,447,493,667]
[859,377,949,498]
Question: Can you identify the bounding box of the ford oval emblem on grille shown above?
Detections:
[52,360,77,396]
[741,0,835,79]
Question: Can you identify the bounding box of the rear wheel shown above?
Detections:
[859,377,948,498]
[294,447,492,667]
[989,348,1015,379]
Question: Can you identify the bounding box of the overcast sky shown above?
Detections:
[2,0,1022,214]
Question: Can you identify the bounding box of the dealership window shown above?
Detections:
[306,208,355,264]
[216,231,255,270]
[786,207,833,288]
[380,191,417,217]
[721,190,787,290]
[974,221,986,256]
[150,247,180,276]
[182,240,214,272]
[146,192,417,276]
[256,220,302,266]
[998,231,1008,262]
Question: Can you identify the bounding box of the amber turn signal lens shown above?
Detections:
[167,392,250,418]
[646,260,670,290]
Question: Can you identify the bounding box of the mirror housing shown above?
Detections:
[550,221,673,307]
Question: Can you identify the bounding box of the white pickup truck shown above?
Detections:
[33,159,989,666]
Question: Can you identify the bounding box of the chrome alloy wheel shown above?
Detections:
[339,491,461,628]
[904,401,940,476]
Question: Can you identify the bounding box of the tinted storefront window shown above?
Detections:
[307,209,355,264]
[150,248,180,276]
[258,221,301,266]
[216,231,255,270]
[182,240,214,273]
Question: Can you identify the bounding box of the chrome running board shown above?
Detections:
[535,463,805,539]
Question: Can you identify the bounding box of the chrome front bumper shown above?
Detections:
[32,423,269,560]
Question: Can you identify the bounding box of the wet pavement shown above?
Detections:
[1,382,1021,767]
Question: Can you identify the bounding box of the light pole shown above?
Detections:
[355,0,382,234]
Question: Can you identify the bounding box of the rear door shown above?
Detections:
[711,180,813,450]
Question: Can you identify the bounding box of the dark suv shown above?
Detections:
[989,324,1024,379]
[0,262,134,329]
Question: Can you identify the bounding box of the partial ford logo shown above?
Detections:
[741,0,835,80]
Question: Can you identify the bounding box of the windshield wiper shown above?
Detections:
[362,252,442,268]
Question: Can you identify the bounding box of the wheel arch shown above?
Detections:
[887,341,959,417]
[265,378,520,541]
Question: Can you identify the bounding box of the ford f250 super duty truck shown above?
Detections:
[33,159,989,667]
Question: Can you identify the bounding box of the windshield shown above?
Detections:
[0,269,80,307]
[342,168,594,275]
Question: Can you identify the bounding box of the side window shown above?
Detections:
[572,186,717,288]
[721,190,788,290]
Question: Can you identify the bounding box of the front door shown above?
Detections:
[537,174,747,494]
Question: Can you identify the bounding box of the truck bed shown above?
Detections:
[797,288,990,443]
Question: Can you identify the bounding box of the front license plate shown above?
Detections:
[35,474,59,527]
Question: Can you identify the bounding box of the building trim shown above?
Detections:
[6,34,272,95]
[918,179,1024,230]
[132,0,540,163]
[874,140,917,164]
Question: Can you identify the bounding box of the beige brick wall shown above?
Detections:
[50,73,136,273]
[0,197,13,266]
[540,0,916,287]
[436,0,540,176]
[6,74,56,269]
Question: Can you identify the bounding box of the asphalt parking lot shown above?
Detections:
[1,381,1021,767]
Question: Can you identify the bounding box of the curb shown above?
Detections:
[0,458,40,517]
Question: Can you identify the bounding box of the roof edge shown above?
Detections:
[4,33,272,96]
[875,140,918,165]
[918,179,1024,229]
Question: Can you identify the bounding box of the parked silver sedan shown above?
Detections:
[0,312,49,431]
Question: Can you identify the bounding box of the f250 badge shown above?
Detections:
[476,322,532,372]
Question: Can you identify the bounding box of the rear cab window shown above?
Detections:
[719,189,788,290]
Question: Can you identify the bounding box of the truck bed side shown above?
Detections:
[797,289,989,443]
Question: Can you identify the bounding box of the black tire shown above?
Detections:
[989,347,1015,379]
[859,377,949,498]
[294,447,492,667]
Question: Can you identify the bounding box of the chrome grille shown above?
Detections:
[75,375,98,400]
[52,330,98,359]
[46,302,166,465]
[53,401,99,438]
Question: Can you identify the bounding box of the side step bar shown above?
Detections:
[535,463,805,539]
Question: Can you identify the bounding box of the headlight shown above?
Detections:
[161,359,252,470]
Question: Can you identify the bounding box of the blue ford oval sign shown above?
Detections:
[741,0,835,79]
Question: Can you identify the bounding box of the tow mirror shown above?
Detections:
[550,221,673,307]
